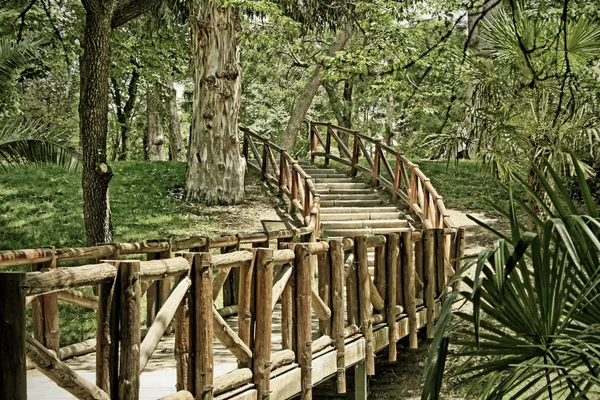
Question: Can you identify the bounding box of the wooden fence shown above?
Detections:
[0,228,461,400]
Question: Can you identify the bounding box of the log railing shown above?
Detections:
[0,227,463,400]
[241,127,320,235]
[308,122,455,231]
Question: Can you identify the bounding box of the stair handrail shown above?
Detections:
[240,127,320,238]
[308,121,455,231]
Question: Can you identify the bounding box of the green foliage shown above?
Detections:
[423,155,600,399]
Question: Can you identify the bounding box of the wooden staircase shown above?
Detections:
[297,160,411,238]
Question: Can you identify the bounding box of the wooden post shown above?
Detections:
[291,166,299,213]
[414,239,424,300]
[372,141,381,186]
[385,234,399,362]
[261,144,269,178]
[32,252,60,353]
[295,244,313,400]
[191,253,214,400]
[254,248,274,399]
[238,249,257,367]
[278,237,295,351]
[435,229,447,304]
[96,267,120,396]
[453,228,465,293]
[118,260,142,399]
[374,244,386,317]
[354,360,367,400]
[410,166,417,207]
[242,134,248,159]
[351,133,359,177]
[279,153,287,192]
[157,250,174,335]
[401,232,418,349]
[329,239,346,393]
[393,154,401,201]
[175,286,191,391]
[222,243,240,307]
[0,272,26,400]
[317,249,332,335]
[325,127,332,165]
[355,236,374,375]
[423,229,436,339]
[346,251,359,326]
[309,122,316,163]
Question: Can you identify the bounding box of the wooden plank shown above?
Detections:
[354,361,367,400]
[278,238,295,351]
[401,232,418,349]
[414,239,424,300]
[254,248,274,399]
[423,230,436,339]
[329,239,346,393]
[119,260,142,399]
[294,244,313,400]
[355,236,374,375]
[346,248,359,326]
[175,285,191,391]
[435,229,447,304]
[192,253,214,400]
[96,269,119,396]
[385,234,399,362]
[374,244,386,315]
[317,250,332,335]
[0,272,26,400]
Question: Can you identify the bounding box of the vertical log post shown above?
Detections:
[32,251,60,353]
[279,237,295,351]
[191,253,214,400]
[279,152,287,192]
[385,234,399,362]
[414,238,424,300]
[222,242,240,308]
[409,166,417,207]
[118,260,142,399]
[325,127,332,165]
[317,248,332,336]
[423,229,436,339]
[295,243,313,400]
[435,229,447,304]
[329,239,346,393]
[97,264,120,396]
[355,236,374,375]
[453,228,465,293]
[372,142,381,186]
[158,250,174,335]
[392,154,401,201]
[351,133,359,177]
[238,249,257,367]
[401,232,418,349]
[309,123,317,163]
[346,251,359,326]
[291,165,299,213]
[175,283,190,392]
[261,144,269,178]
[374,244,386,317]
[254,248,274,399]
[354,360,367,400]
[0,272,26,400]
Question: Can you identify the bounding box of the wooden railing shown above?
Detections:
[308,122,456,231]
[241,127,320,235]
[0,228,462,400]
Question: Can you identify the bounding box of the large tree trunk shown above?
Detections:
[80,0,115,246]
[186,0,245,204]
[280,26,353,152]
[146,83,166,161]
[167,76,186,161]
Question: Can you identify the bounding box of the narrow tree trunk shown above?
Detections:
[280,26,353,152]
[384,92,395,146]
[146,82,166,161]
[80,0,115,246]
[186,0,245,204]
[167,76,186,161]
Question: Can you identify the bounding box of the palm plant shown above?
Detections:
[0,36,80,171]
[422,155,600,399]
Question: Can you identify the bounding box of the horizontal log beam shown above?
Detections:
[57,289,99,310]
[0,248,54,267]
[25,264,117,296]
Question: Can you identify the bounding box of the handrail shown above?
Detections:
[241,127,320,237]
[309,121,455,231]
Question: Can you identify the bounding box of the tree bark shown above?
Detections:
[110,63,140,161]
[80,0,115,246]
[167,76,186,161]
[280,26,353,152]
[146,82,166,161]
[186,0,245,204]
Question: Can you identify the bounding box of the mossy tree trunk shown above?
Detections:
[146,83,165,161]
[167,76,186,161]
[186,0,245,204]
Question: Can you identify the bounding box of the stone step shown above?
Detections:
[302,168,338,174]
[305,173,347,179]
[320,206,399,214]
[320,212,404,221]
[316,188,373,195]
[315,183,367,189]
[319,194,380,201]
[321,220,409,230]
[323,227,412,237]
[313,177,355,183]
[320,199,383,208]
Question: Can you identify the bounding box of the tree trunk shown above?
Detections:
[186,0,245,204]
[167,76,186,161]
[280,26,353,152]
[384,92,395,146]
[146,82,166,161]
[110,65,140,161]
[80,0,115,246]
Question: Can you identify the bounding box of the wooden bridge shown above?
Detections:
[0,122,464,400]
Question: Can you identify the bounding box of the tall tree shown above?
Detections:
[186,0,245,204]
[145,81,166,160]
[166,76,185,161]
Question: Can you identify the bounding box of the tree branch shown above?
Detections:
[16,0,38,43]
[111,0,162,29]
